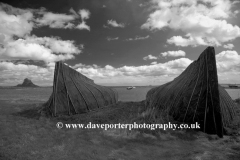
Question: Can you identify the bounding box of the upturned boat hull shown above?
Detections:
[43,62,118,116]
[145,47,236,137]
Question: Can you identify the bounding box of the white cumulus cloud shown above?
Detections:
[223,43,234,49]
[216,50,240,83]
[79,9,90,20]
[25,36,82,54]
[107,37,119,41]
[35,12,76,28]
[142,0,240,47]
[0,3,34,40]
[160,50,186,57]
[76,21,90,31]
[151,61,157,65]
[143,55,158,60]
[216,50,240,72]
[76,9,91,31]
[0,37,81,62]
[126,35,150,41]
[107,20,125,28]
[0,3,83,63]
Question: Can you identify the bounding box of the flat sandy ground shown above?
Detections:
[1,100,240,160]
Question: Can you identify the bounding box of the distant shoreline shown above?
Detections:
[0,84,239,89]
[223,87,240,89]
[0,86,52,89]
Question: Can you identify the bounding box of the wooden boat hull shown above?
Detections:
[44,62,118,116]
[145,47,236,137]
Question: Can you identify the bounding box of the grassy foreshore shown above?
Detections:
[0,99,240,160]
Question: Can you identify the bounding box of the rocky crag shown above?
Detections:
[16,78,39,87]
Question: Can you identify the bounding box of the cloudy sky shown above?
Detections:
[0,0,240,86]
